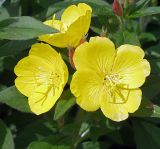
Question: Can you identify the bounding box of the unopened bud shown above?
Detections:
[112,0,123,17]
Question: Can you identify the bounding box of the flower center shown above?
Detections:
[103,74,128,104]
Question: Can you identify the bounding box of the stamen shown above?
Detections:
[103,74,129,104]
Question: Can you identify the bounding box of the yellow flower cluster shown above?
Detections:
[14,3,150,121]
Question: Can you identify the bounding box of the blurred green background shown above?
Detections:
[0,0,160,149]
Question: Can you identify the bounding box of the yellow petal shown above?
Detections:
[39,33,69,48]
[39,3,92,48]
[61,3,92,27]
[14,43,68,98]
[15,76,37,97]
[73,36,115,72]
[14,56,52,96]
[78,3,92,16]
[30,43,68,85]
[112,44,150,88]
[124,88,142,113]
[100,87,142,121]
[28,85,62,115]
[61,5,80,27]
[70,70,103,111]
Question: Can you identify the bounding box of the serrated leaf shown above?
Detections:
[0,16,56,40]
[0,119,14,149]
[0,86,31,113]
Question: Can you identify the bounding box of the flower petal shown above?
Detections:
[70,70,103,111]
[112,44,150,88]
[124,88,142,113]
[15,43,68,97]
[14,56,52,96]
[73,37,115,72]
[61,3,91,27]
[28,85,62,115]
[100,87,142,121]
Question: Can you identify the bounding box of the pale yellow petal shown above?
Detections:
[100,98,128,122]
[61,5,80,27]
[112,44,150,88]
[73,36,115,72]
[29,43,68,75]
[14,56,52,96]
[70,70,103,111]
[39,32,69,48]
[100,87,142,121]
[78,3,92,16]
[15,76,37,97]
[124,88,142,113]
[28,85,62,115]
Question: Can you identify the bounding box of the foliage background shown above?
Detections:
[0,0,160,149]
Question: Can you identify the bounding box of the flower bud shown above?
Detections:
[112,0,123,17]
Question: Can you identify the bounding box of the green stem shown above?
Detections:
[118,16,125,44]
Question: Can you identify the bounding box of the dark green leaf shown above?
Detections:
[38,0,113,20]
[142,76,160,99]
[129,7,160,18]
[27,142,52,149]
[124,31,141,46]
[133,120,160,149]
[54,90,75,120]
[0,16,56,40]
[0,39,36,56]
[146,44,160,59]
[127,0,150,15]
[0,0,6,7]
[0,119,14,149]
[0,86,31,113]
[139,32,157,42]
[0,7,10,21]
[15,120,57,149]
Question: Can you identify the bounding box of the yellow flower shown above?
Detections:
[70,37,150,122]
[14,43,68,115]
[39,3,92,48]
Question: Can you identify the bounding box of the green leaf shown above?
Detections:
[54,90,75,120]
[82,141,100,149]
[142,76,160,99]
[0,119,14,149]
[124,31,141,46]
[0,39,36,56]
[0,86,31,113]
[133,120,160,149]
[129,7,160,18]
[0,7,10,21]
[15,120,57,149]
[139,32,157,42]
[0,16,56,40]
[145,44,160,59]
[127,0,150,15]
[132,97,160,118]
[38,0,113,20]
[0,0,6,7]
[27,142,52,149]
